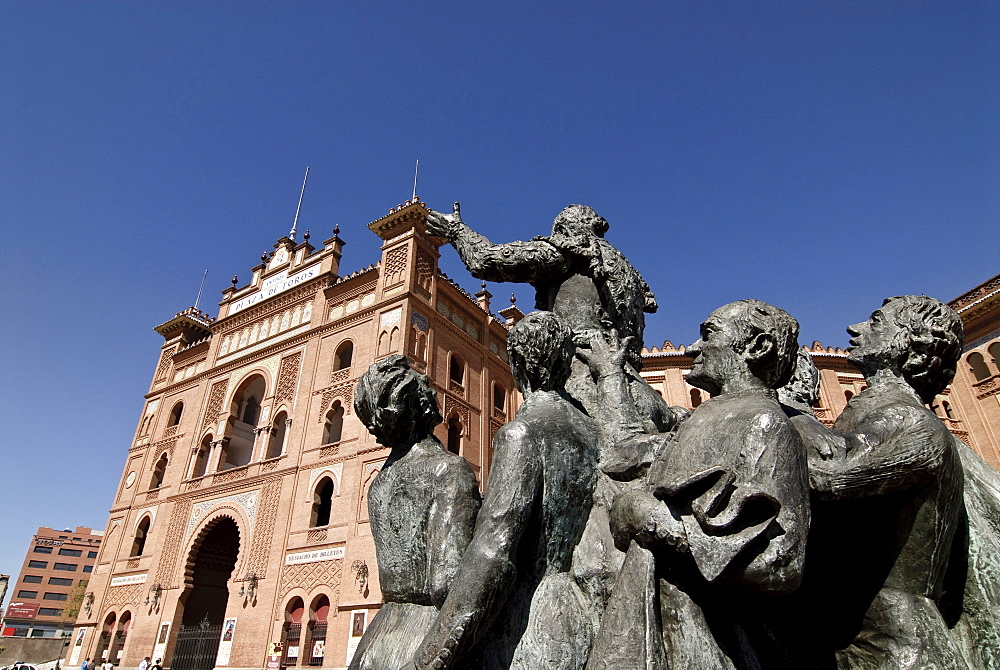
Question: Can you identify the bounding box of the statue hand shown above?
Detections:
[610,490,688,554]
[577,331,633,379]
[424,203,463,241]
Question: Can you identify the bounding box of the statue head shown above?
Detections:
[551,204,610,238]
[847,296,963,403]
[354,355,442,448]
[687,299,800,395]
[778,348,821,408]
[507,311,574,394]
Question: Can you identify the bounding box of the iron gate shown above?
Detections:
[171,618,222,670]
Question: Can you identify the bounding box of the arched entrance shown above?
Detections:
[172,517,240,670]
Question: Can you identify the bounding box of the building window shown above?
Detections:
[311,477,334,528]
[88,551,98,558]
[226,375,266,468]
[447,415,463,455]
[53,563,78,571]
[334,341,353,371]
[191,435,212,479]
[43,592,68,601]
[282,598,304,667]
[989,342,1000,372]
[322,402,344,445]
[307,595,330,666]
[968,352,991,382]
[493,384,506,413]
[17,590,38,598]
[58,548,82,557]
[83,565,93,573]
[149,453,168,489]
[449,355,464,386]
[131,517,151,557]
[28,560,47,569]
[265,412,288,459]
[690,389,702,408]
[38,608,62,617]
[23,575,42,583]
[168,402,184,427]
[233,375,267,426]
[48,578,73,586]
[33,546,53,554]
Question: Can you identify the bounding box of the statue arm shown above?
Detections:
[415,424,540,670]
[577,334,645,446]
[810,409,946,499]
[425,463,483,607]
[426,209,567,283]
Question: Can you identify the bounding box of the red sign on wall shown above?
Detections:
[6,601,40,619]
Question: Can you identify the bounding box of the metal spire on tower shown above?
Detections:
[194,269,209,311]
[289,166,310,242]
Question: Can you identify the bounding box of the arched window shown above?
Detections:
[282,598,304,667]
[449,355,464,386]
[266,412,288,459]
[96,612,116,662]
[447,415,462,455]
[130,517,150,557]
[417,332,427,360]
[168,402,183,427]
[969,352,991,382]
[191,435,211,479]
[322,401,345,444]
[226,375,266,468]
[149,453,168,489]
[311,477,334,527]
[109,612,131,664]
[845,390,854,403]
[493,384,506,413]
[690,389,702,408]
[307,595,330,667]
[242,396,260,425]
[389,327,400,353]
[989,342,1000,372]
[233,375,266,426]
[334,341,353,371]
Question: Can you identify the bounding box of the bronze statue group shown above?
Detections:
[346,205,1000,670]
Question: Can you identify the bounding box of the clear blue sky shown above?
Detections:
[1,2,996,596]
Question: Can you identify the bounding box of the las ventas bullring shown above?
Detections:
[65,197,1000,670]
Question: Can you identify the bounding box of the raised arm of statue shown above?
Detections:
[425,206,567,284]
[810,406,949,499]
[425,463,482,608]
[414,423,541,670]
[577,333,645,444]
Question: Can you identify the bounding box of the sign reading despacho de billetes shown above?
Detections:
[284,547,345,565]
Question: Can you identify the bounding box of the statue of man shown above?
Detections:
[348,356,482,670]
[803,296,966,669]
[425,203,679,435]
[605,300,810,669]
[410,311,600,670]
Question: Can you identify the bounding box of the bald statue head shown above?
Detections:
[687,299,800,396]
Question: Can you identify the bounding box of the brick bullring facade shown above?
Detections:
[65,200,517,670]
[67,196,999,670]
